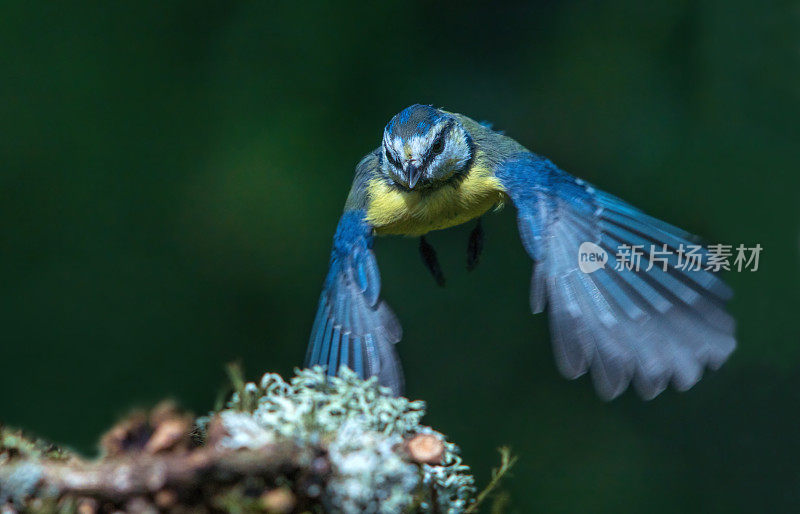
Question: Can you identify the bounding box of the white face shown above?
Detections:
[381,119,472,189]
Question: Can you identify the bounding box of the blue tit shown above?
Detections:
[304,104,735,400]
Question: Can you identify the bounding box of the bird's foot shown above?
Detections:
[467,218,484,271]
[419,236,446,287]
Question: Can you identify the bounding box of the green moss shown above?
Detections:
[0,426,71,463]
[1,367,514,513]
[210,366,476,513]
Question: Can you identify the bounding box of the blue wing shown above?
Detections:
[304,210,404,395]
[496,152,736,400]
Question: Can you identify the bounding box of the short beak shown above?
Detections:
[406,163,422,189]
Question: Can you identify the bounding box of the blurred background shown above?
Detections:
[1,1,798,512]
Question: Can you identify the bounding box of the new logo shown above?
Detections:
[578,242,608,273]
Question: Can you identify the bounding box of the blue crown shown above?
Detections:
[385,104,445,140]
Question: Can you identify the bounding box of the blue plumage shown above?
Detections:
[386,104,445,140]
[496,152,735,399]
[305,105,736,400]
[304,210,403,393]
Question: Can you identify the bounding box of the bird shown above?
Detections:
[303,104,736,400]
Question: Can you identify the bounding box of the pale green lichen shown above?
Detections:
[327,420,418,513]
[0,461,44,506]
[0,426,69,507]
[211,366,476,513]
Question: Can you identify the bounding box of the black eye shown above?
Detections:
[431,135,445,155]
[385,148,401,168]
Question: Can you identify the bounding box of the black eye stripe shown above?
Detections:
[385,148,401,167]
[429,121,453,156]
[431,134,445,155]
[421,121,453,170]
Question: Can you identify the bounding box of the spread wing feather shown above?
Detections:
[304,210,404,394]
[497,152,735,400]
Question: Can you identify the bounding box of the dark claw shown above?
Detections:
[467,218,484,271]
[419,236,446,287]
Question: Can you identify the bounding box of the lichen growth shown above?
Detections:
[327,421,418,513]
[1,367,512,513]
[0,426,69,507]
[209,366,476,513]
[0,461,43,506]
[0,426,70,464]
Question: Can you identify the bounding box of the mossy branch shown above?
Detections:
[0,367,514,513]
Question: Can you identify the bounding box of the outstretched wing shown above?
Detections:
[304,209,404,395]
[496,152,736,400]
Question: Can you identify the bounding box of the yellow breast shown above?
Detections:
[365,160,506,237]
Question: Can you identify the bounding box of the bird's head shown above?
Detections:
[380,104,473,190]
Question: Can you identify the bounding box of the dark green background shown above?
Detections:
[2,1,798,512]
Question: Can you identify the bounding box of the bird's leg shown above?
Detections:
[419,236,446,287]
[466,218,484,271]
